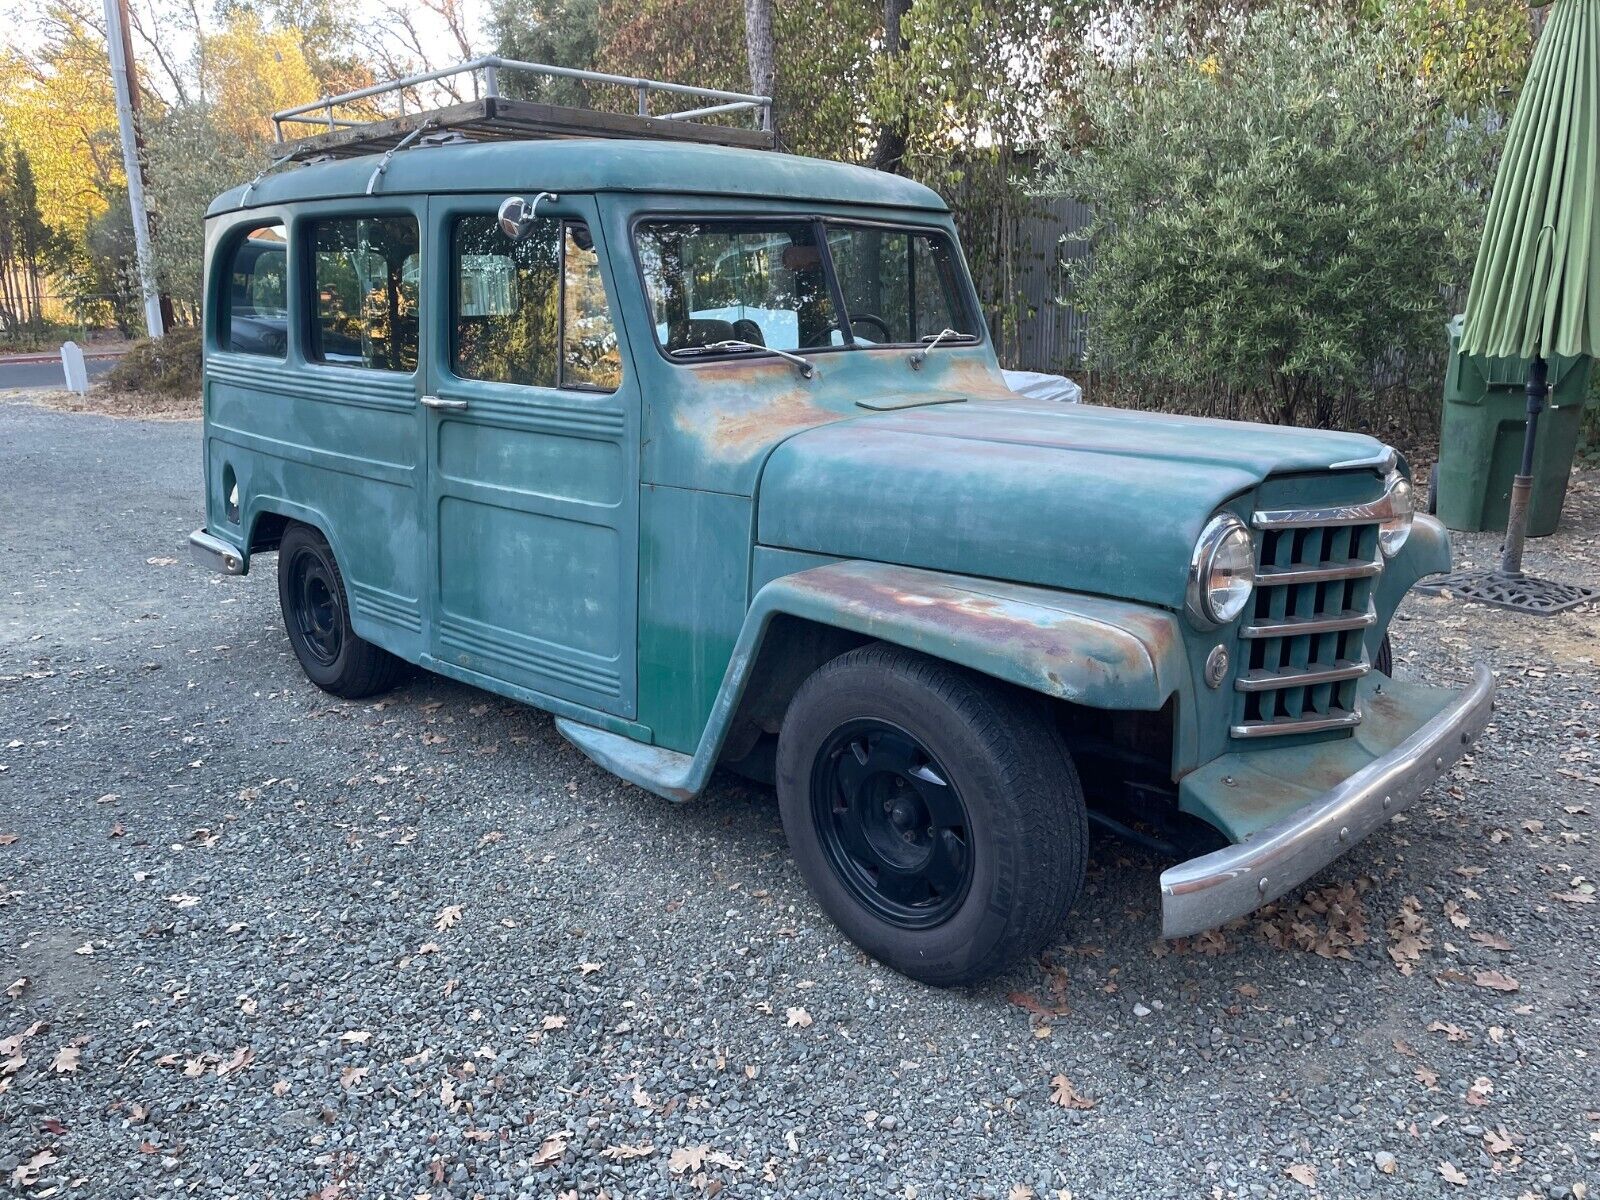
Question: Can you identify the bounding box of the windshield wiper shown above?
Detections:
[909,327,979,368]
[670,339,815,379]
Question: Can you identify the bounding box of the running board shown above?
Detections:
[554,718,698,803]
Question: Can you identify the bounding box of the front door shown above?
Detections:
[422,193,638,719]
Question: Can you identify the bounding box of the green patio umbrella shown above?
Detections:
[1435,0,1599,613]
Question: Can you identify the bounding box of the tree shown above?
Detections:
[490,0,603,106]
[0,141,53,336]
[1040,3,1488,425]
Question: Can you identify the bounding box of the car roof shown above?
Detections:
[207,138,949,217]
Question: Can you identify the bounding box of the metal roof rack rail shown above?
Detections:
[272,57,774,160]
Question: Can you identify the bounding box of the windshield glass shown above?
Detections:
[634,218,976,357]
[636,220,843,353]
[826,225,968,345]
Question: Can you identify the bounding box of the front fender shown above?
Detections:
[758,561,1188,711]
[556,561,1190,802]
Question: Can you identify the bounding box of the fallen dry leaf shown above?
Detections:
[1465,1076,1494,1107]
[5,978,26,999]
[1414,1063,1439,1089]
[1552,891,1595,905]
[578,961,603,976]
[1443,900,1470,929]
[1048,1074,1095,1110]
[670,1145,708,1174]
[11,1149,57,1187]
[1484,1126,1516,1155]
[599,1143,654,1161]
[1438,1161,1468,1186]
[216,1046,254,1077]
[1427,1021,1469,1043]
[49,1044,81,1074]
[1473,970,1520,992]
[1469,931,1512,952]
[338,1030,372,1045]
[541,1015,567,1031]
[532,1131,570,1167]
[785,1007,813,1029]
[0,834,18,846]
[433,905,463,932]
[1009,1186,1037,1200]
[1285,1163,1317,1188]
[339,1065,368,1090]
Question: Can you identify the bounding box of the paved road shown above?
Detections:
[0,357,117,390]
[0,399,1596,1199]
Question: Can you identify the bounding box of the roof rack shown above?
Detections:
[272,57,774,160]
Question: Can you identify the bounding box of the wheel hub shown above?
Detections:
[810,720,973,930]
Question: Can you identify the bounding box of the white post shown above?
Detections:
[60,341,89,395]
[102,0,164,340]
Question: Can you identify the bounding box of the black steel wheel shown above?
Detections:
[811,720,973,929]
[777,643,1088,987]
[284,544,344,667]
[277,523,408,699]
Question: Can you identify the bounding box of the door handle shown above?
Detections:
[421,394,468,411]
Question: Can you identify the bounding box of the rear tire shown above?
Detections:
[277,523,407,699]
[776,644,1088,987]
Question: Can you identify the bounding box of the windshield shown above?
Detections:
[635,218,977,357]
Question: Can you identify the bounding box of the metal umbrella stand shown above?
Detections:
[1417,0,1600,615]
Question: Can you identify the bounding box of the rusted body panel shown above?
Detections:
[556,559,1189,801]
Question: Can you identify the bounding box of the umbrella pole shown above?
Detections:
[1498,355,1547,576]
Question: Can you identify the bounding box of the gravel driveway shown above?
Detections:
[1,399,1597,1200]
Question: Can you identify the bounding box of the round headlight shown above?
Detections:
[1187,513,1256,628]
[1379,470,1414,557]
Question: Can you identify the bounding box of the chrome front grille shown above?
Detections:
[1231,515,1384,738]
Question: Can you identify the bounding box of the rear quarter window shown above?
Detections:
[220,223,288,358]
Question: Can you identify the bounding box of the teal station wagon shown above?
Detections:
[190,61,1494,985]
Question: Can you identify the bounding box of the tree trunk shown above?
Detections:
[868,0,911,174]
[743,0,779,144]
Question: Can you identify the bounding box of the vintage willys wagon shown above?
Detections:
[190,62,1493,984]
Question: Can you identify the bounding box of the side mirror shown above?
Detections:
[498,191,558,240]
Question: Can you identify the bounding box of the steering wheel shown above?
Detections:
[849,312,893,343]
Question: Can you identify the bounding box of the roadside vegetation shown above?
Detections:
[0,0,1563,456]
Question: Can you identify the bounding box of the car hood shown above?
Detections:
[756,398,1389,609]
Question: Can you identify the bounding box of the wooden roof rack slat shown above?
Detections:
[273,57,775,160]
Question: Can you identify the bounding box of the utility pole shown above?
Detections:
[102,0,164,339]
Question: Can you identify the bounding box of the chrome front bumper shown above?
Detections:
[189,528,246,575]
[1160,664,1495,938]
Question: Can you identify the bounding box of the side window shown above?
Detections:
[451,215,620,392]
[309,215,419,371]
[221,223,288,357]
[562,224,621,390]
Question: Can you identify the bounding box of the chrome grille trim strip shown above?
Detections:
[1235,659,1370,693]
[1240,608,1376,639]
[1252,496,1399,529]
[1230,710,1363,739]
[1257,558,1383,586]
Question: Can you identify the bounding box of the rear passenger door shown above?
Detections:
[421,194,639,719]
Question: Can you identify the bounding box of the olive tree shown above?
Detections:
[1042,4,1489,426]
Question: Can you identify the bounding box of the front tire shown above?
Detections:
[776,644,1087,987]
[277,523,407,699]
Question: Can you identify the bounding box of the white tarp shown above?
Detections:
[1001,369,1082,404]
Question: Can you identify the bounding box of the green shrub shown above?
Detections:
[1041,3,1492,429]
[100,325,203,397]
